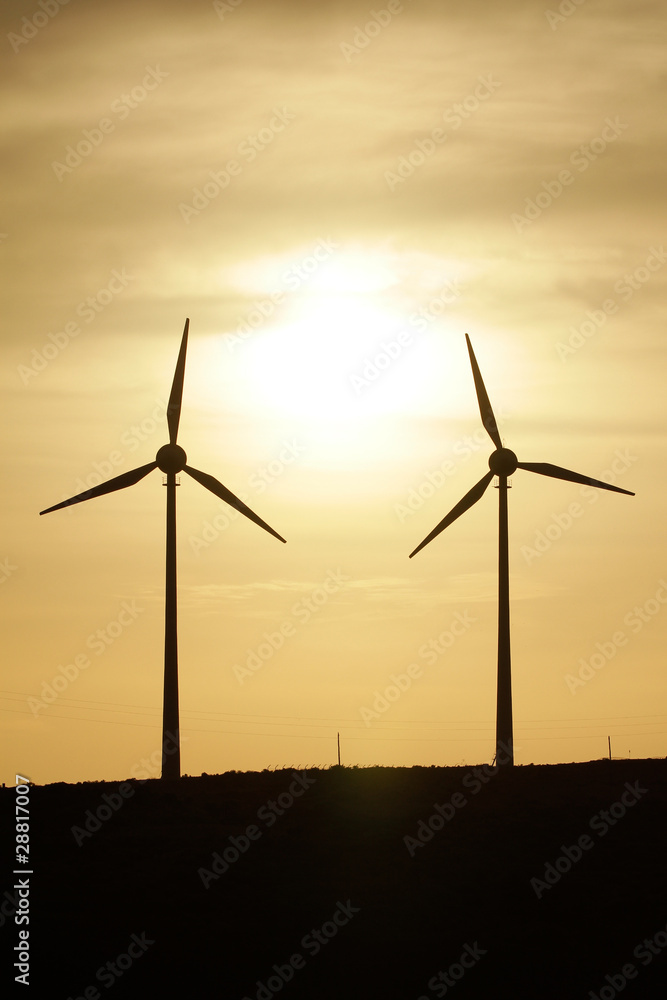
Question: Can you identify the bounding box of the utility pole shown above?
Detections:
[337,732,341,766]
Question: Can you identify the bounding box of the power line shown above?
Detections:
[2,702,664,744]
[1,690,664,732]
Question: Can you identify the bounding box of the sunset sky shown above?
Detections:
[2,0,665,785]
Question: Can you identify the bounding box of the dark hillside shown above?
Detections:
[3,759,666,998]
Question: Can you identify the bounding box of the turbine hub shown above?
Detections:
[156,444,187,474]
[489,447,518,477]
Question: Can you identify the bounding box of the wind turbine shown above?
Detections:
[40,319,286,779]
[409,334,634,767]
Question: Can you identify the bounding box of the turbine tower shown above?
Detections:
[409,334,634,767]
[40,319,286,779]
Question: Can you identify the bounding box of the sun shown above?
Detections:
[237,296,422,422]
[188,248,482,472]
[225,249,471,424]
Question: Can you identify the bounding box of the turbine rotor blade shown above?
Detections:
[517,462,635,495]
[167,318,189,444]
[184,465,286,542]
[40,462,158,514]
[465,334,503,450]
[409,471,494,558]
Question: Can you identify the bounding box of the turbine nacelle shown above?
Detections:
[489,448,518,477]
[156,444,187,474]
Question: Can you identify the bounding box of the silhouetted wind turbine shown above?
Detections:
[409,334,634,767]
[40,319,286,779]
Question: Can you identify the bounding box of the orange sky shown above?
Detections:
[2,0,665,784]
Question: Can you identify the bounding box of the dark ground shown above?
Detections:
[2,758,666,998]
